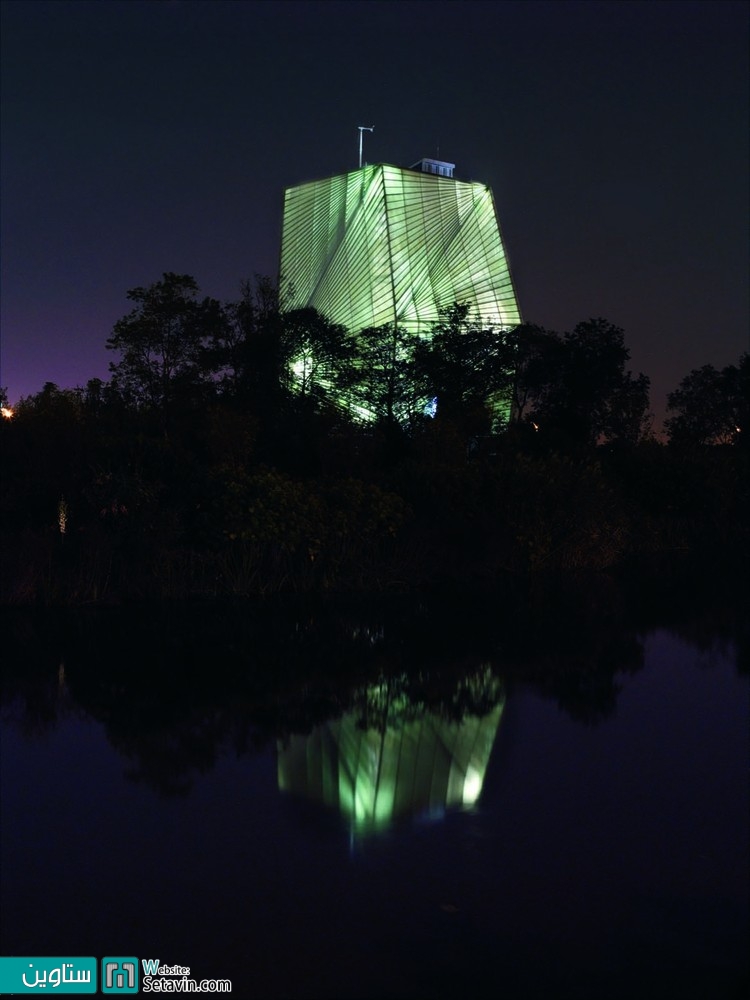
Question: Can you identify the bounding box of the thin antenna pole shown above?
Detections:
[358,125,374,168]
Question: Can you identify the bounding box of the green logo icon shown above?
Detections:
[101,957,139,994]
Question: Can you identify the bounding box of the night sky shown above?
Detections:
[1,0,747,429]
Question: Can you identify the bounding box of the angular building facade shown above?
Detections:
[279,159,521,336]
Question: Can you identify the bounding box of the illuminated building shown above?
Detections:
[279,158,521,336]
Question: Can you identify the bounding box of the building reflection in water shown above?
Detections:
[278,669,504,834]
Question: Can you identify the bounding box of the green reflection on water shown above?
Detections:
[278,673,504,833]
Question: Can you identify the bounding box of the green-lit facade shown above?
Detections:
[280,161,521,334]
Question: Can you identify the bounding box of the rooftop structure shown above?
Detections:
[410,156,456,178]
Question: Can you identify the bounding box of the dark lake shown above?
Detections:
[1,589,747,999]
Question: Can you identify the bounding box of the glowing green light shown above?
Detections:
[280,163,521,336]
[277,680,505,834]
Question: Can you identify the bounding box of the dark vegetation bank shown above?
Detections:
[1,274,747,605]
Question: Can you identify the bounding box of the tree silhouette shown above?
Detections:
[350,323,422,426]
[415,304,515,433]
[107,273,222,416]
[208,275,282,404]
[505,323,566,426]
[527,318,651,445]
[281,307,357,406]
[666,354,748,446]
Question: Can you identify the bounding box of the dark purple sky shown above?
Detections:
[2,0,748,428]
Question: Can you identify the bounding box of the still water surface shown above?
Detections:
[1,619,747,999]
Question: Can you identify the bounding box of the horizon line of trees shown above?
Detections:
[102,271,656,449]
[2,272,746,450]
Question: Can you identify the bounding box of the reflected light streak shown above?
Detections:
[278,674,504,836]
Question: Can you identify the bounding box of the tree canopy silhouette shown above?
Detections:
[519,318,651,446]
[666,354,748,446]
[414,303,515,433]
[106,272,223,415]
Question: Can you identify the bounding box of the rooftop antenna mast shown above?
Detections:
[358,125,374,169]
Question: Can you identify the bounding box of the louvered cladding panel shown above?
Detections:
[280,163,521,335]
